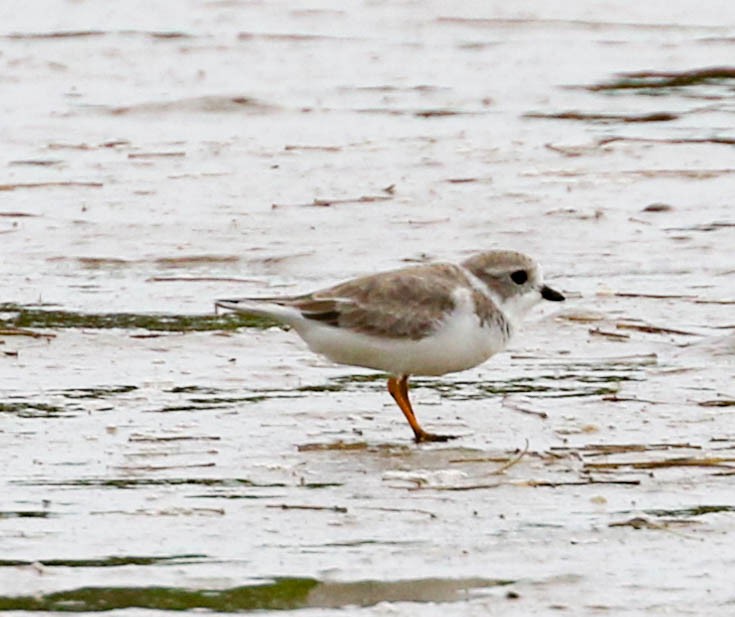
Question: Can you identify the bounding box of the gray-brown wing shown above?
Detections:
[283,264,471,340]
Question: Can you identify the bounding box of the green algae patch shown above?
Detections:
[0,576,513,611]
[167,385,221,394]
[294,361,640,399]
[0,402,70,418]
[0,554,206,568]
[0,510,52,519]
[646,505,735,518]
[525,110,678,123]
[0,577,319,611]
[17,477,285,489]
[587,66,735,93]
[60,385,138,399]
[0,303,276,332]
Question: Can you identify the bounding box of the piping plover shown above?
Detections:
[216,250,564,443]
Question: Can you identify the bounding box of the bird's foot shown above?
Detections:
[414,431,459,443]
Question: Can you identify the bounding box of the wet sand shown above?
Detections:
[1,2,735,615]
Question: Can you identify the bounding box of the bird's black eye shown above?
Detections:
[510,270,528,285]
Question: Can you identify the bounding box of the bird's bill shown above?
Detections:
[540,285,565,302]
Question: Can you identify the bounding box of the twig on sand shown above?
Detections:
[273,193,394,208]
[502,397,548,419]
[147,276,260,283]
[522,478,641,487]
[584,456,735,471]
[698,400,735,408]
[0,181,103,191]
[613,292,697,300]
[589,327,630,340]
[297,441,369,452]
[0,327,55,339]
[267,504,348,513]
[449,440,531,468]
[615,321,699,336]
[609,516,700,539]
[552,442,701,456]
[364,506,438,519]
[490,440,530,475]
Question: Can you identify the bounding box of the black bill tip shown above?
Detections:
[541,285,565,302]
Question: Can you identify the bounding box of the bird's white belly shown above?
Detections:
[296,304,509,377]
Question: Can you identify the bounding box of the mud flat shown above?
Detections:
[1,2,734,615]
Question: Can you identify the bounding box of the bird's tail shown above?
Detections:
[215,297,302,325]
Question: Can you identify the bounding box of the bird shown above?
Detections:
[215,250,564,443]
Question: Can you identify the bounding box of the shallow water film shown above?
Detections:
[2,2,735,615]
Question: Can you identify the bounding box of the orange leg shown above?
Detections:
[387,375,457,443]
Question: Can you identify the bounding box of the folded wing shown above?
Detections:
[283,264,468,340]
